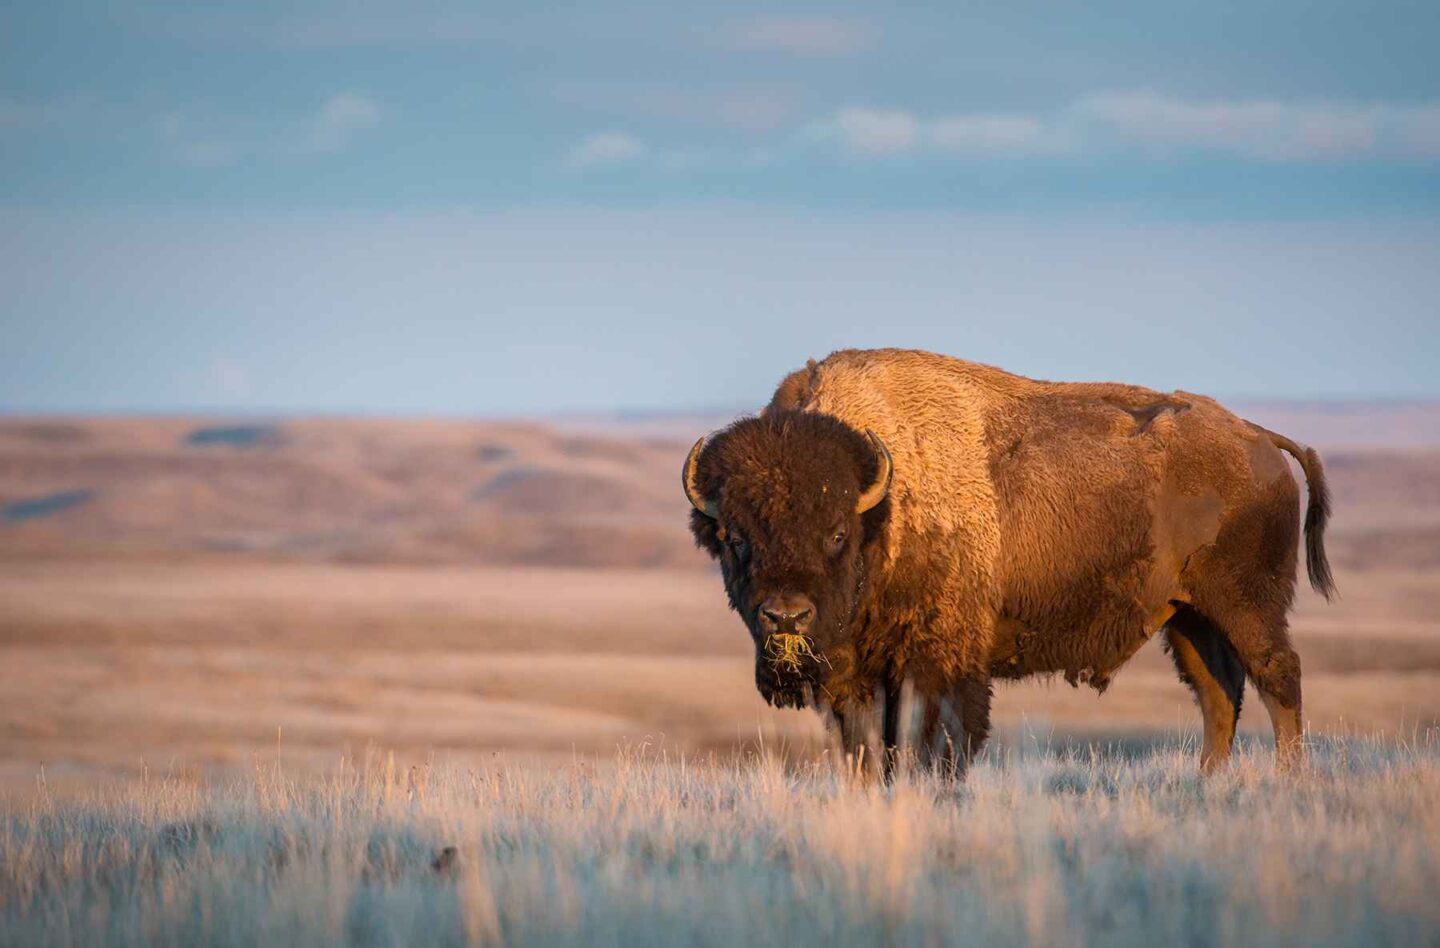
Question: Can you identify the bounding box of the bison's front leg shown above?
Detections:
[827,703,874,780]
[912,612,998,778]
[915,676,992,778]
[826,688,902,782]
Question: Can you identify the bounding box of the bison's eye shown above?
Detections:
[828,528,847,555]
[728,533,749,561]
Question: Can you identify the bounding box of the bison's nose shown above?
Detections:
[759,594,815,634]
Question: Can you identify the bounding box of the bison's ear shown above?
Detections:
[689,508,724,557]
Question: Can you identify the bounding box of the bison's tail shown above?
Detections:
[1251,424,1337,601]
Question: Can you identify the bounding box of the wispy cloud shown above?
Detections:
[815,93,1440,162]
[156,93,382,166]
[1077,92,1440,161]
[828,108,919,155]
[818,108,1053,157]
[712,89,802,133]
[156,112,244,167]
[550,82,804,133]
[929,115,1061,154]
[568,131,646,167]
[300,93,381,153]
[152,9,505,49]
[726,16,873,57]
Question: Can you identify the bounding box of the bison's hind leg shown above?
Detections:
[1226,610,1305,771]
[1184,479,1308,772]
[1164,606,1245,773]
[1189,600,1306,772]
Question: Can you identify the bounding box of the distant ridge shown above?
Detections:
[1233,401,1440,450]
[557,400,1440,450]
[1,403,1434,569]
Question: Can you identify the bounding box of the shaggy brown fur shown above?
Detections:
[686,348,1333,776]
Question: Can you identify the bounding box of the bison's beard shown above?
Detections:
[754,634,828,709]
[757,673,815,709]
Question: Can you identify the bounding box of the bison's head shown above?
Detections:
[683,410,892,709]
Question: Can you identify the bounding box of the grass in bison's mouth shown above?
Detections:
[764,632,815,673]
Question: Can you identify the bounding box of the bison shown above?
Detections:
[684,349,1334,776]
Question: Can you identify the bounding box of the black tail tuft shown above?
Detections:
[1251,423,1337,602]
[1300,445,1337,601]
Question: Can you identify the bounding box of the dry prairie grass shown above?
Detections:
[3,738,1438,947]
[2,413,1440,946]
[3,555,1438,792]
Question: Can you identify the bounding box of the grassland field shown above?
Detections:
[1,408,1438,945]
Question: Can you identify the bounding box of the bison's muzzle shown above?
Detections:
[758,593,815,636]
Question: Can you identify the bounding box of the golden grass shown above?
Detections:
[3,737,1438,946]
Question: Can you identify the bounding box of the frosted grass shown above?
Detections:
[3,735,1437,947]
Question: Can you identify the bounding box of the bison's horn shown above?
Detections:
[855,430,892,514]
[683,437,719,519]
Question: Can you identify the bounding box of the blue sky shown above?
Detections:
[2,1,1438,413]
